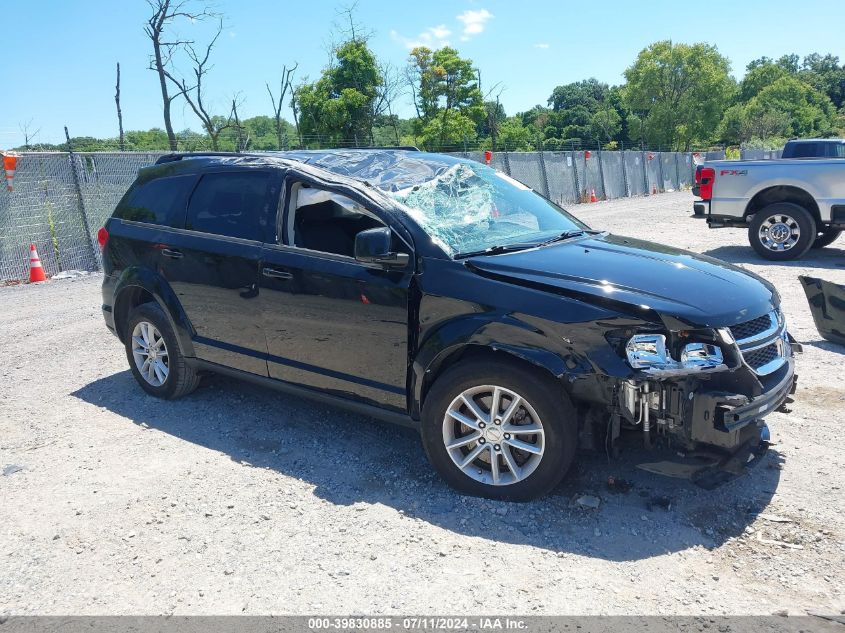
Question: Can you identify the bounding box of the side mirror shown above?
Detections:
[354,227,409,267]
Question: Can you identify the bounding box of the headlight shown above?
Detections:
[626,334,724,373]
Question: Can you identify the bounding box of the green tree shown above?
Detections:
[406,46,484,150]
[296,38,383,146]
[623,41,735,149]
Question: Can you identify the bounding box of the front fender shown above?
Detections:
[410,314,584,419]
[112,266,196,358]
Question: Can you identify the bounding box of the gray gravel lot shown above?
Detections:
[1,191,844,615]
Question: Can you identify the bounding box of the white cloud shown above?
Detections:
[534,43,549,49]
[456,9,493,39]
[391,25,451,50]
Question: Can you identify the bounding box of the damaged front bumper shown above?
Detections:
[617,343,797,454]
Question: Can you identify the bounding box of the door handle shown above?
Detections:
[161,248,183,259]
[262,267,293,280]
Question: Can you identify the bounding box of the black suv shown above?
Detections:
[100,149,798,500]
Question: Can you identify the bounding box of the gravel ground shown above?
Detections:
[1,191,844,616]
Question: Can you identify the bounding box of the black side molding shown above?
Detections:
[190,359,419,430]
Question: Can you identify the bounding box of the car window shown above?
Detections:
[789,143,816,158]
[186,171,271,241]
[114,175,196,227]
[833,144,845,158]
[384,161,587,256]
[289,184,386,258]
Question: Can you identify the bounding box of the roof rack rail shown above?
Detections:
[155,151,247,165]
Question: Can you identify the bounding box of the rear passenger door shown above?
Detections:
[160,168,281,375]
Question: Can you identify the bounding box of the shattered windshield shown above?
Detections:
[384,162,588,257]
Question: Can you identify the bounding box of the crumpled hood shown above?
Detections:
[466,233,778,329]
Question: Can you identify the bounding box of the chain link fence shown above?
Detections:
[1,149,698,283]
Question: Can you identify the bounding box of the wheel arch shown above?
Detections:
[412,334,572,420]
[744,185,821,226]
[112,268,195,357]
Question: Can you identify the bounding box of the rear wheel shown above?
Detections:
[421,359,577,501]
[812,227,841,249]
[124,302,200,399]
[748,202,816,261]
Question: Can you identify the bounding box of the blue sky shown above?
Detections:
[5,0,845,146]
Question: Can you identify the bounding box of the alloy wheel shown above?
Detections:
[131,321,169,387]
[442,385,545,486]
[758,214,801,252]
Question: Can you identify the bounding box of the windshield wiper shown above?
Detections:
[454,243,539,259]
[536,229,601,247]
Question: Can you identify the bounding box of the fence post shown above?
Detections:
[657,151,665,193]
[64,126,98,271]
[571,149,581,202]
[620,142,630,197]
[502,148,512,176]
[674,152,681,189]
[537,137,551,199]
[641,150,648,195]
[596,142,607,200]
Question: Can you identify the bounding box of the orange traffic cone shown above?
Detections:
[590,188,597,203]
[3,152,17,191]
[29,244,47,283]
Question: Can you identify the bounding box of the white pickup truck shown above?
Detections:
[693,139,845,260]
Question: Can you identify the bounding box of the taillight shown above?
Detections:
[697,167,715,201]
[97,226,109,252]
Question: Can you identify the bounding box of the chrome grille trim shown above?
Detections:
[729,310,788,376]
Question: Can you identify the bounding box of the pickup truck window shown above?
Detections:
[115,175,196,227]
[186,171,271,241]
[386,162,586,256]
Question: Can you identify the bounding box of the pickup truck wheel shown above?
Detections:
[124,303,200,399]
[748,203,816,261]
[812,228,841,249]
[421,359,577,501]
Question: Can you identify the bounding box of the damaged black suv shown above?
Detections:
[100,149,798,500]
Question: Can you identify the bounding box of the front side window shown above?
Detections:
[384,162,587,256]
[288,183,385,257]
[115,175,196,227]
[186,171,271,241]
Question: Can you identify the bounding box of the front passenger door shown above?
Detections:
[259,182,412,411]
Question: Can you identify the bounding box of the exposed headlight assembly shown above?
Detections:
[626,334,726,375]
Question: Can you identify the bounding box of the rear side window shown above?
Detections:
[186,171,271,241]
[115,175,196,226]
[788,143,817,158]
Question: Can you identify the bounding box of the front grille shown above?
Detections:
[730,313,774,341]
[743,342,780,372]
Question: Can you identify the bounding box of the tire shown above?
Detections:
[421,358,577,501]
[748,202,816,261]
[812,227,841,249]
[124,302,200,399]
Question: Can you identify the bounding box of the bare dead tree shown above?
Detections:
[144,0,216,150]
[115,62,126,150]
[373,61,404,145]
[266,63,298,150]
[230,95,248,151]
[18,119,41,150]
[163,21,232,150]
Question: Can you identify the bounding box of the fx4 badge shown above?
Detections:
[720,169,748,176]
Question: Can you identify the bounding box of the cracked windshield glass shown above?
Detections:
[386,162,588,256]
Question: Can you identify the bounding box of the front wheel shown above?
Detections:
[421,359,577,501]
[812,227,841,249]
[748,202,816,261]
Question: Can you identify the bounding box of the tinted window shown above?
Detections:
[832,144,845,158]
[186,171,271,241]
[115,175,196,226]
[789,143,817,158]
